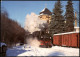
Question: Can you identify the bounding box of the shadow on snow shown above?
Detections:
[6,46,31,56]
[48,51,65,56]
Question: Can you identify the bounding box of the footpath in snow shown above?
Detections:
[6,45,79,56]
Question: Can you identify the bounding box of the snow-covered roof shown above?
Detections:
[74,26,80,28]
[0,42,7,47]
[41,8,46,12]
[54,31,79,36]
[40,13,51,16]
[40,8,52,15]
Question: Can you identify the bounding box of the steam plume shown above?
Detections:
[24,12,47,34]
[26,37,40,47]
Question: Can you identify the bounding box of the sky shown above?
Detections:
[1,1,79,28]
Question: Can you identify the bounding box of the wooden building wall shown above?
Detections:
[53,32,79,48]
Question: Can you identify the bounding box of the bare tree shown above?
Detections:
[1,8,26,47]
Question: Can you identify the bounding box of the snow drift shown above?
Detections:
[6,45,79,56]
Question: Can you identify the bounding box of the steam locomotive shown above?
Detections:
[32,31,53,48]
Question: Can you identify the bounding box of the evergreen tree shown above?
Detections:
[49,0,65,36]
[65,0,74,32]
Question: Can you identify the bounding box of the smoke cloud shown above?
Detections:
[24,12,47,34]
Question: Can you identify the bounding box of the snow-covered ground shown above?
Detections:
[6,44,79,56]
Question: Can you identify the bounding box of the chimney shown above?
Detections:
[75,12,77,27]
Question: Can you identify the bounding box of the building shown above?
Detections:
[74,27,80,32]
[39,7,52,33]
[39,8,52,24]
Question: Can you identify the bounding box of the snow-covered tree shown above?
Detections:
[65,0,74,32]
[49,0,65,36]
